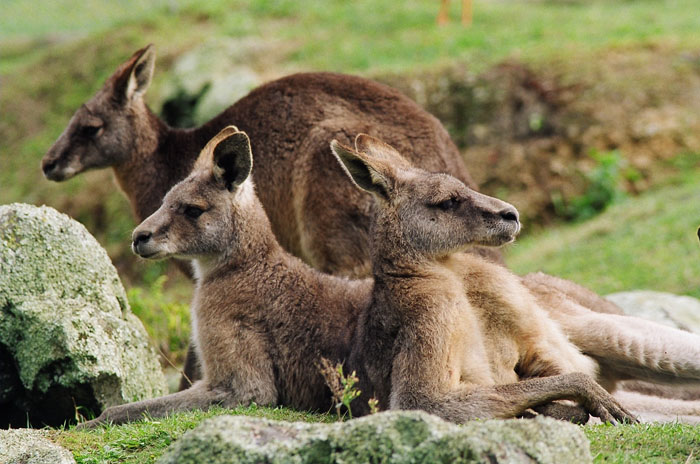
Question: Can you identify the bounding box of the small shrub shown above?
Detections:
[553,149,630,221]
[318,358,362,420]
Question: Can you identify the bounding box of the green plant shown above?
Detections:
[553,149,627,221]
[318,358,362,420]
[127,275,191,366]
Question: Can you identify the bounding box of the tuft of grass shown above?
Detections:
[585,422,700,463]
[507,168,700,298]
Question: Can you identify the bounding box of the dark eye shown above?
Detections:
[81,124,102,138]
[437,198,460,211]
[184,206,204,219]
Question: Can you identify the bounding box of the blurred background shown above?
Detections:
[2,0,699,371]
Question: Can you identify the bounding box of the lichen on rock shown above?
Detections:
[0,429,75,464]
[158,411,591,464]
[0,203,167,427]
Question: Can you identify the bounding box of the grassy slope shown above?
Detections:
[507,169,700,299]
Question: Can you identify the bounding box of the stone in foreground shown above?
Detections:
[158,411,591,464]
[0,204,167,427]
[0,429,75,464]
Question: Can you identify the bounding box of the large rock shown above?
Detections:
[606,290,700,334]
[0,429,75,464]
[0,203,167,427]
[158,411,591,464]
[158,37,269,127]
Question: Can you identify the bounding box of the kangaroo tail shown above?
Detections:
[560,310,700,384]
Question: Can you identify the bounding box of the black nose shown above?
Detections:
[42,160,57,175]
[133,231,152,249]
[499,207,519,223]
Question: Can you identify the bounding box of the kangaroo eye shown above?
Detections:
[437,198,459,211]
[81,124,102,138]
[184,206,204,219]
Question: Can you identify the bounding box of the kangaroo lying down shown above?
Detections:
[78,127,634,428]
[331,135,700,424]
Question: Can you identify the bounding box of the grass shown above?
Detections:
[506,167,700,299]
[586,423,700,463]
[53,405,334,464]
[49,407,700,463]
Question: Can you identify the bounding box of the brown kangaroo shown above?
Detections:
[41,44,499,390]
[332,135,637,424]
[78,127,634,428]
[42,44,500,278]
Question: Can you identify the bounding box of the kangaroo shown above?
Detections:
[42,44,500,278]
[41,44,499,390]
[78,127,634,428]
[332,135,700,423]
[331,135,638,423]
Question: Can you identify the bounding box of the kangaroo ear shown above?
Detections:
[330,140,392,201]
[113,44,156,103]
[212,130,253,192]
[354,134,412,168]
[697,226,699,243]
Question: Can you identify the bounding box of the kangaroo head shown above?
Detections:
[42,44,156,181]
[331,134,520,261]
[132,126,255,266]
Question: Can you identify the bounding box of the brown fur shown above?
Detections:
[41,44,501,277]
[79,128,632,428]
[79,128,372,427]
[333,136,635,423]
[42,45,499,390]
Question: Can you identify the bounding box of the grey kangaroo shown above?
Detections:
[332,135,700,423]
[78,127,634,427]
[41,44,499,389]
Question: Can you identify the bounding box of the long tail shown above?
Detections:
[556,309,700,384]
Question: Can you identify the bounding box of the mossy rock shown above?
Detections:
[159,411,591,463]
[0,203,167,427]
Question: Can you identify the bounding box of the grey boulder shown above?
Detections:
[158,411,591,464]
[0,203,167,427]
[0,429,75,464]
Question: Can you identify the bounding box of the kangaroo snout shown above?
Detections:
[131,228,158,258]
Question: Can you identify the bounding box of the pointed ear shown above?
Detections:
[697,226,699,243]
[330,140,392,201]
[113,44,156,103]
[212,130,253,192]
[354,133,412,168]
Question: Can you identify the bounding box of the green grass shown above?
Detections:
[53,405,333,464]
[586,423,700,463]
[507,168,700,299]
[49,407,700,463]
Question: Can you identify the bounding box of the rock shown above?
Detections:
[158,38,269,127]
[158,411,591,464]
[606,290,700,334]
[0,204,167,427]
[0,429,75,464]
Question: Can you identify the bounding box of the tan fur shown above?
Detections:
[335,135,700,423]
[41,45,500,390]
[79,128,631,428]
[78,128,372,427]
[334,136,634,423]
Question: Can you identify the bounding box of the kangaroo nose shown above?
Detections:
[499,207,519,223]
[42,160,57,176]
[132,231,152,250]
